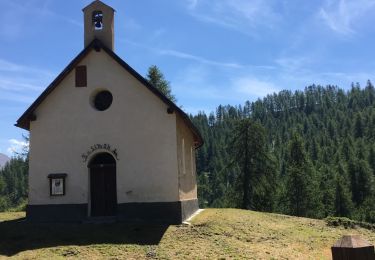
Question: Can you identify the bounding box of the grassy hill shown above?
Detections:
[0,209,374,259]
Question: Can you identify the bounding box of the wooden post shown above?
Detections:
[331,235,375,260]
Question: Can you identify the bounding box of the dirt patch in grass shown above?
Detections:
[0,209,374,259]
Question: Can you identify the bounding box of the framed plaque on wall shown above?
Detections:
[48,174,67,196]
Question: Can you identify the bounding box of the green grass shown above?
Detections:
[0,209,374,259]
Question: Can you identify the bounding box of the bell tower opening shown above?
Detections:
[92,11,103,30]
[83,0,115,50]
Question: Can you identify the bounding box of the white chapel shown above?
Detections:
[16,0,203,223]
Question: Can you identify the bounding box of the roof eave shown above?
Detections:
[15,41,98,131]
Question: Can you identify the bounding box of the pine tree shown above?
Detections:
[319,166,335,217]
[368,145,375,176]
[229,119,276,210]
[0,156,28,211]
[348,158,374,206]
[285,133,322,218]
[146,65,176,102]
[334,164,353,217]
[354,113,364,138]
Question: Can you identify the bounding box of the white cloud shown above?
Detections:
[171,63,282,115]
[0,58,53,103]
[274,53,375,89]
[158,49,243,69]
[158,47,274,70]
[124,17,142,31]
[0,0,81,39]
[233,77,279,97]
[7,138,29,156]
[171,59,374,116]
[0,93,36,104]
[0,59,24,72]
[123,39,244,69]
[0,58,53,77]
[185,0,281,35]
[319,0,375,34]
[173,65,228,101]
[275,56,313,72]
[186,0,199,10]
[0,79,45,92]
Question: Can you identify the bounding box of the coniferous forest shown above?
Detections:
[191,82,375,223]
[0,157,28,211]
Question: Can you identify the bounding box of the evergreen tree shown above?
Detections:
[368,145,375,176]
[285,133,322,218]
[319,166,335,217]
[229,119,276,210]
[354,113,364,138]
[334,164,353,217]
[146,65,176,102]
[348,158,374,206]
[0,156,28,211]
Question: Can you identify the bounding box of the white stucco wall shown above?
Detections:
[176,116,198,201]
[28,49,180,205]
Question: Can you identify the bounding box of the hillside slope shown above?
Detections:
[192,84,375,222]
[0,209,374,259]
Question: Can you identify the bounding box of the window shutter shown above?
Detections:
[75,66,87,87]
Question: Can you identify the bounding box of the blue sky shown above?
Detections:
[1,0,375,156]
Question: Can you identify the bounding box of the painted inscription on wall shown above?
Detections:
[82,144,119,162]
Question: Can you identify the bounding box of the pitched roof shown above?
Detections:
[332,235,373,248]
[15,39,203,148]
[82,0,115,12]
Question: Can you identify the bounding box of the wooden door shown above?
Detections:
[90,165,117,217]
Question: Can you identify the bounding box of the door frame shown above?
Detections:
[87,152,118,217]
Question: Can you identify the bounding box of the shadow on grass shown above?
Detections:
[0,217,169,256]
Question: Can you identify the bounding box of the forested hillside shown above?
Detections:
[192,82,375,223]
[0,157,28,211]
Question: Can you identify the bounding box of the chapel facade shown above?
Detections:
[16,0,203,223]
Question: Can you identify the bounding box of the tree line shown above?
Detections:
[192,82,375,223]
[0,156,28,211]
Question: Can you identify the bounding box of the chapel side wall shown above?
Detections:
[28,49,179,206]
[176,115,198,201]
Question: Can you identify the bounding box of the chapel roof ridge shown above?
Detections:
[82,0,115,12]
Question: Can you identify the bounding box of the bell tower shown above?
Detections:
[83,0,115,50]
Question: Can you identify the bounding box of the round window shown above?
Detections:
[93,90,113,111]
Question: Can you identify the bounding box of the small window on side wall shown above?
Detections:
[48,174,67,196]
[182,138,186,175]
[75,66,87,87]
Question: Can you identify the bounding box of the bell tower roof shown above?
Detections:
[82,0,115,12]
[83,0,115,51]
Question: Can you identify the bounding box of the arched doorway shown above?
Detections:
[88,153,117,217]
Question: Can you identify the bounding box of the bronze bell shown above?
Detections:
[92,11,103,29]
[95,20,102,28]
